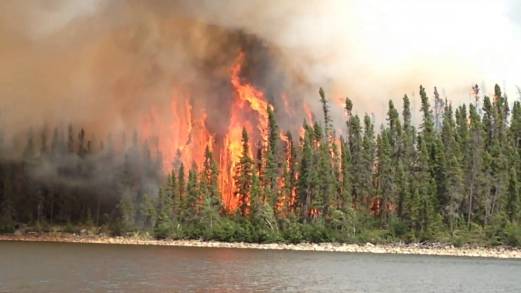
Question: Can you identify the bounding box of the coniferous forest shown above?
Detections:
[1,85,521,247]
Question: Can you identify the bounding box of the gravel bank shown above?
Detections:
[1,233,520,259]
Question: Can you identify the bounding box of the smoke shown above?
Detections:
[172,0,521,120]
[1,0,520,139]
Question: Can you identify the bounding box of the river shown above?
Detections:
[1,241,520,292]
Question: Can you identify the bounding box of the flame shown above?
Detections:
[229,52,270,135]
[310,208,320,218]
[303,103,313,124]
[140,93,210,171]
[140,52,272,212]
[221,52,271,210]
[281,93,294,117]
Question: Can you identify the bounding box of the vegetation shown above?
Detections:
[1,84,521,246]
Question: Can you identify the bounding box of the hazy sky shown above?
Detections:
[41,0,521,93]
[1,0,521,131]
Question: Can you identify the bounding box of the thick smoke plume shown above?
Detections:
[1,0,520,147]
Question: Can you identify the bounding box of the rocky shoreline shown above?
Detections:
[1,233,521,259]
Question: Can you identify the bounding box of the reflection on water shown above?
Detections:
[1,241,520,292]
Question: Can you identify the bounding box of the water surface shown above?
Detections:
[0,241,520,292]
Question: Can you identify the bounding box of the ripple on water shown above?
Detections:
[0,241,520,292]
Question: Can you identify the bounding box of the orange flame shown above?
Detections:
[140,93,210,171]
[221,52,271,210]
[140,52,273,212]
[303,103,313,124]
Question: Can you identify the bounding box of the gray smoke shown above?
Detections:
[1,0,520,142]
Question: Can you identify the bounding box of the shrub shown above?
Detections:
[355,228,387,244]
[212,217,238,242]
[234,220,256,242]
[485,213,509,246]
[301,220,331,243]
[0,221,15,233]
[504,223,521,247]
[282,220,303,244]
[389,216,408,239]
[153,218,174,239]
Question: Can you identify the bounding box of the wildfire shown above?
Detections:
[140,93,210,171]
[303,103,314,124]
[229,52,270,135]
[221,52,272,210]
[140,52,273,212]
[281,93,294,117]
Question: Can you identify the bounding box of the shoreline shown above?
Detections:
[1,233,521,259]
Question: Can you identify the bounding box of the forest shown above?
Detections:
[1,84,521,247]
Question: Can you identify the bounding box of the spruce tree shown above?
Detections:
[297,123,315,219]
[340,137,352,210]
[433,86,444,131]
[118,192,136,232]
[316,125,335,216]
[166,170,180,220]
[376,128,394,226]
[398,95,415,221]
[419,86,435,146]
[341,96,355,211]
[184,163,200,221]
[348,115,364,207]
[482,89,509,225]
[177,163,186,209]
[510,101,521,222]
[306,122,325,218]
[506,167,520,223]
[319,87,333,142]
[154,188,174,239]
[345,97,353,135]
[284,132,298,213]
[316,90,337,216]
[200,149,223,237]
[510,101,521,159]
[250,164,262,219]
[387,100,402,150]
[455,105,469,159]
[420,86,445,201]
[265,105,280,207]
[386,100,404,222]
[234,128,254,217]
[412,136,440,239]
[465,104,485,226]
[361,114,375,207]
[201,146,221,211]
[440,104,464,231]
[481,96,495,225]
[140,193,157,229]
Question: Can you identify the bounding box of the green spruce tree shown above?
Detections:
[234,128,254,217]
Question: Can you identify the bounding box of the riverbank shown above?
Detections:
[1,233,521,259]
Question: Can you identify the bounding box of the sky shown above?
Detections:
[1,0,521,131]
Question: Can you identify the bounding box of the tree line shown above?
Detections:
[0,127,162,232]
[1,85,521,246]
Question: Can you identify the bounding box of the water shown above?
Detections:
[0,241,520,292]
